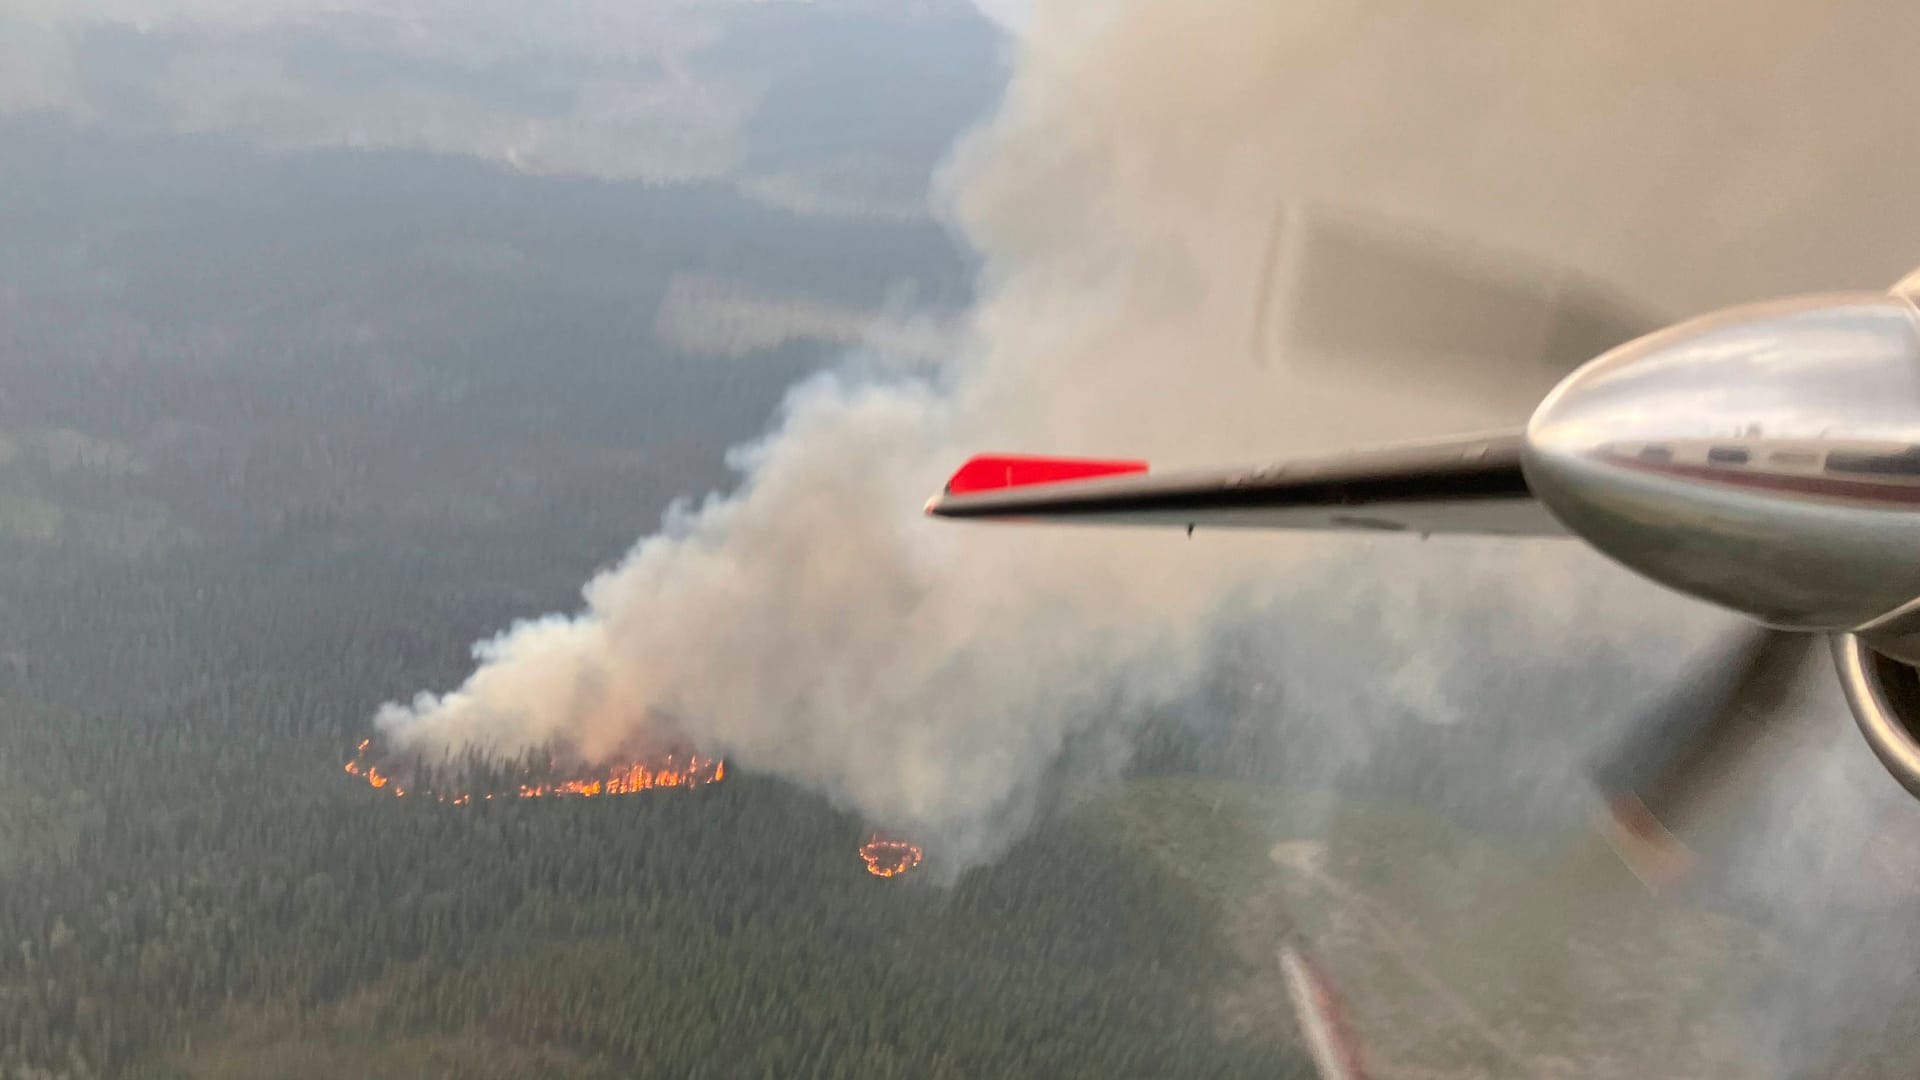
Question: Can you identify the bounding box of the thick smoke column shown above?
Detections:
[379,0,1920,887]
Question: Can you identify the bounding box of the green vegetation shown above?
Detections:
[0,371,1302,1080]
[0,119,1302,1078]
[2,693,1301,1078]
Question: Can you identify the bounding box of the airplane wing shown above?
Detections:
[924,432,1564,537]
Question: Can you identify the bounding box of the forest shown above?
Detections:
[0,476,1306,1078]
[0,120,1307,1078]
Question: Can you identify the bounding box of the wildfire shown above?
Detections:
[344,737,724,804]
[859,834,925,878]
[346,740,924,879]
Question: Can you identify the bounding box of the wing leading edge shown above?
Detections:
[924,432,1565,537]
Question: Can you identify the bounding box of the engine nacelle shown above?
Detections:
[1833,633,1920,799]
[1523,290,1920,635]
[1527,273,1920,805]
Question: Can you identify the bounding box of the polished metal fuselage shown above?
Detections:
[1523,286,1920,640]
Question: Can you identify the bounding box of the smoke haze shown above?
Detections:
[378,0,1920,953]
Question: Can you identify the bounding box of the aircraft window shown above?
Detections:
[1706,447,1750,465]
[1637,445,1673,463]
[1768,450,1819,468]
[1826,447,1920,476]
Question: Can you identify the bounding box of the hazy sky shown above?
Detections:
[0,0,997,568]
[1,0,1006,220]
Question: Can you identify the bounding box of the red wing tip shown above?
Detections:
[939,453,1149,497]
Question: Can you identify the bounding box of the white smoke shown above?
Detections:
[379,0,1920,894]
[377,362,1276,863]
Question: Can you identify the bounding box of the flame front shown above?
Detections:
[347,742,925,879]
[512,755,725,799]
[859,834,924,878]
[344,739,724,805]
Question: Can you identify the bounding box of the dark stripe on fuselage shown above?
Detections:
[1610,455,1920,507]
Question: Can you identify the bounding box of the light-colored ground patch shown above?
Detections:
[0,437,193,554]
[653,272,960,362]
[26,428,147,478]
[0,485,191,554]
[158,994,605,1080]
[737,167,932,223]
[0,487,65,543]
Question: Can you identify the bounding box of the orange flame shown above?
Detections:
[344,740,724,804]
[859,834,924,878]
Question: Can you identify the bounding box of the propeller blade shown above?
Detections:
[1279,938,1369,1080]
[1251,201,1665,419]
[1587,627,1817,887]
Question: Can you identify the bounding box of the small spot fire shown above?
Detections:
[859,834,925,878]
[343,737,724,803]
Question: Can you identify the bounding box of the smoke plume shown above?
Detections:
[378,0,1920,889]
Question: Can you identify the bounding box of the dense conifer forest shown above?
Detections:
[0,434,1303,1078]
[0,121,1303,1078]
